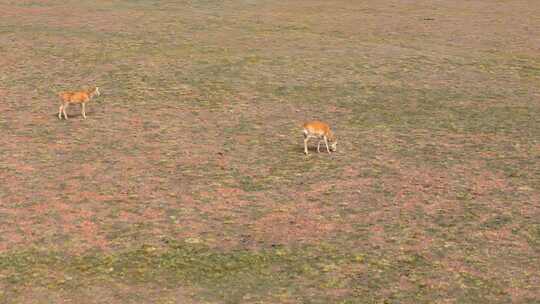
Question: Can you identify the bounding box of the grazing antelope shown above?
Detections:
[302,121,337,155]
[58,87,101,120]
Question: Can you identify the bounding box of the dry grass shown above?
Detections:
[0,0,539,303]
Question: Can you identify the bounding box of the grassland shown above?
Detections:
[0,0,539,303]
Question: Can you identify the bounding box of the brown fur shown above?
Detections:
[58,87,100,120]
[302,121,337,155]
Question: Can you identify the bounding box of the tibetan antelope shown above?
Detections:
[58,87,101,120]
[302,121,337,155]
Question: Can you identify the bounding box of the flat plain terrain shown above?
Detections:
[1,0,539,303]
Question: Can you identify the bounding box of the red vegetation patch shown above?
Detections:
[252,208,337,244]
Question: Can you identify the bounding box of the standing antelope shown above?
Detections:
[58,87,101,120]
[302,121,337,155]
